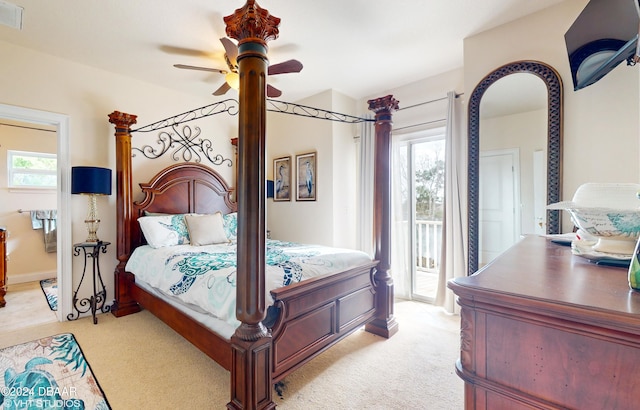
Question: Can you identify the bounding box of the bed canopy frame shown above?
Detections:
[108,1,398,408]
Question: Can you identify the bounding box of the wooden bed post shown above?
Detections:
[231,137,238,202]
[365,95,400,339]
[225,1,278,409]
[108,111,142,317]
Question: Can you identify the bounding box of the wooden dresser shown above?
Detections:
[448,235,640,409]
[0,227,6,307]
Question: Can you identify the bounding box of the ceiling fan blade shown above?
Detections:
[160,45,211,58]
[213,81,232,96]
[220,37,238,69]
[267,84,282,98]
[268,59,303,75]
[174,64,227,74]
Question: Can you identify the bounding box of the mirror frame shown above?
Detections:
[468,60,563,274]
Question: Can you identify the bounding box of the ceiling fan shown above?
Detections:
[174,37,303,98]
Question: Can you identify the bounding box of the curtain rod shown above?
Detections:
[0,122,56,133]
[398,92,464,111]
[393,118,446,132]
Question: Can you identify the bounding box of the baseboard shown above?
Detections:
[8,270,56,284]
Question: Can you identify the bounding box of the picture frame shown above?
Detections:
[296,152,317,201]
[273,156,291,201]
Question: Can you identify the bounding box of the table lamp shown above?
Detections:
[71,166,112,242]
[267,180,274,198]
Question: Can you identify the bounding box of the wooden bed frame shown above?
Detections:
[108,2,398,409]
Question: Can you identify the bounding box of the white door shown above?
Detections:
[479,149,520,266]
[532,150,547,235]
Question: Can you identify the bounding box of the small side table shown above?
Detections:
[68,241,111,324]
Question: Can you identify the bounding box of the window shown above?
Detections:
[7,150,57,189]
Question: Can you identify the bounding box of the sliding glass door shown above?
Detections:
[395,130,445,302]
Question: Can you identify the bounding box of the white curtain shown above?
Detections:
[357,117,375,256]
[391,139,411,298]
[435,91,468,313]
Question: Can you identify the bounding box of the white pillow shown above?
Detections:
[184,213,229,246]
[138,214,190,248]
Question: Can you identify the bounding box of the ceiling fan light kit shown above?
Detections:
[225,72,240,90]
[173,37,302,98]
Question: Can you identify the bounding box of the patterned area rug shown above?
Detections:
[39,278,57,311]
[0,333,110,409]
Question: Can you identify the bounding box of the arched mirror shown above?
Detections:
[468,61,563,274]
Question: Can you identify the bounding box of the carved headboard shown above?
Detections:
[130,162,237,250]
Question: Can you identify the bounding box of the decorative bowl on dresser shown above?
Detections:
[548,183,640,256]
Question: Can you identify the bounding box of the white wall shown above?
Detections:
[266,90,359,248]
[266,92,331,245]
[0,40,235,311]
[330,92,359,248]
[464,1,640,232]
[0,121,57,279]
[361,68,465,130]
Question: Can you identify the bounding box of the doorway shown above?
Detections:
[395,129,445,303]
[0,103,71,322]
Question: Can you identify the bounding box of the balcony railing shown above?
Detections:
[416,219,442,273]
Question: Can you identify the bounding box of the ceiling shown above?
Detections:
[0,0,567,103]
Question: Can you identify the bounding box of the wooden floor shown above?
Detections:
[2,280,58,332]
[416,269,439,300]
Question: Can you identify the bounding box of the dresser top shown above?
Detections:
[450,235,640,320]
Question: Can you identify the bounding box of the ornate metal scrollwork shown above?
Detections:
[131,99,239,133]
[130,99,238,166]
[266,99,374,124]
[129,97,373,166]
[132,124,233,166]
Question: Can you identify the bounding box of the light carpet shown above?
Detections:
[0,301,463,409]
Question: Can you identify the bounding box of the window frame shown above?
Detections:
[7,149,57,190]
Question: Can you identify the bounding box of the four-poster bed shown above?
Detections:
[108,1,398,408]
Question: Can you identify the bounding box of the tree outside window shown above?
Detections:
[414,140,444,221]
[8,150,57,188]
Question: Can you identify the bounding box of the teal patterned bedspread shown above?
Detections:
[125,239,372,328]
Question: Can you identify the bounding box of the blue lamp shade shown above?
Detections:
[71,166,112,195]
[266,180,274,198]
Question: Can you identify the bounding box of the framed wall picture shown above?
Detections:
[296,152,316,201]
[273,156,291,201]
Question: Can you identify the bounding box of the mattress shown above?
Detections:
[125,239,372,329]
[135,279,237,340]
